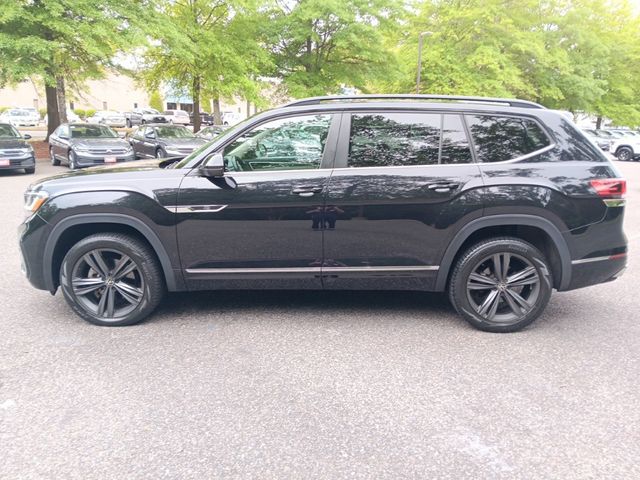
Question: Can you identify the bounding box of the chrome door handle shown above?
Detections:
[297,191,315,197]
[292,186,324,196]
[426,183,459,193]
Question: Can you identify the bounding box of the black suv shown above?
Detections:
[19,95,627,332]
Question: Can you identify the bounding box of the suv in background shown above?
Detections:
[19,95,627,332]
[610,134,640,161]
[163,109,191,125]
[124,108,167,127]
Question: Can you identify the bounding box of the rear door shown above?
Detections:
[322,110,484,290]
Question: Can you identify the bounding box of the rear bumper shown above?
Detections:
[564,255,627,290]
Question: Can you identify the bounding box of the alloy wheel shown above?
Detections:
[70,248,145,320]
[466,252,541,325]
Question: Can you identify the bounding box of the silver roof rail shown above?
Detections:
[284,94,545,109]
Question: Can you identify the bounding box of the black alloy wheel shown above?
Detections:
[449,237,552,332]
[60,233,164,326]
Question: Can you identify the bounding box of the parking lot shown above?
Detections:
[1,159,639,478]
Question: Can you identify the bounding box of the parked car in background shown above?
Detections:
[43,109,82,124]
[128,124,206,159]
[124,108,167,127]
[0,108,39,126]
[0,122,35,174]
[49,123,135,169]
[195,125,226,140]
[583,129,611,151]
[610,135,640,161]
[163,109,191,125]
[190,111,214,125]
[19,94,627,331]
[221,111,242,125]
[87,110,126,127]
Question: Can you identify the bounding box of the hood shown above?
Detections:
[0,138,29,149]
[158,137,207,148]
[70,138,130,149]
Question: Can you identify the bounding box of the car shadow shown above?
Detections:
[155,289,456,322]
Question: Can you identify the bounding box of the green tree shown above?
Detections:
[141,0,268,131]
[264,0,402,98]
[149,90,164,112]
[0,0,155,137]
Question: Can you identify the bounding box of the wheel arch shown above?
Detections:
[436,215,572,291]
[44,214,180,293]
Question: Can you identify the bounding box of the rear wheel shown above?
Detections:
[616,147,633,161]
[50,148,60,166]
[60,233,165,326]
[448,237,552,333]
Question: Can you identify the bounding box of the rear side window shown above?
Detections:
[348,113,473,167]
[466,115,550,163]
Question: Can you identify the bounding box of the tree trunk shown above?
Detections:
[56,76,68,123]
[213,98,222,125]
[596,116,603,130]
[192,76,201,133]
[246,99,250,119]
[45,83,60,140]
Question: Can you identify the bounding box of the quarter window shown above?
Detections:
[223,114,331,172]
[466,115,551,163]
[348,113,474,167]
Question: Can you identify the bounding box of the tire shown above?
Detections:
[59,233,165,326]
[448,237,553,333]
[155,148,165,158]
[141,119,146,125]
[24,167,35,174]
[50,148,60,166]
[616,147,633,162]
[126,119,132,128]
[68,150,77,170]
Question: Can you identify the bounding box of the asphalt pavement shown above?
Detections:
[1,160,639,479]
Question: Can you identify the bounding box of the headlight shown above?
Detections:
[24,190,49,217]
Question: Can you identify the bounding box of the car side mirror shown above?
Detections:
[199,153,225,178]
[23,134,32,140]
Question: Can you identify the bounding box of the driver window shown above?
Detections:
[223,114,332,172]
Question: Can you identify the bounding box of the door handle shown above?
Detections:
[426,182,459,193]
[292,185,324,196]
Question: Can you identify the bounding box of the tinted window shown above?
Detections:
[349,113,440,167]
[466,115,550,163]
[223,114,331,172]
[441,114,473,164]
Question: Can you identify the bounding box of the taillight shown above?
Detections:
[590,179,626,198]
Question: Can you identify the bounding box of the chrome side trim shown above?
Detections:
[185,265,439,274]
[571,256,614,265]
[166,205,228,213]
[322,266,439,272]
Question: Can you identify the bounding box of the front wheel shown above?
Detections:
[68,150,77,170]
[50,148,60,166]
[616,147,633,162]
[448,237,552,333]
[24,167,35,174]
[59,233,165,326]
[155,148,165,158]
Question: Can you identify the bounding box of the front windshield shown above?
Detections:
[0,124,20,138]
[70,124,118,138]
[10,110,29,116]
[155,126,194,138]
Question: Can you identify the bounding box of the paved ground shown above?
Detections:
[1,160,639,479]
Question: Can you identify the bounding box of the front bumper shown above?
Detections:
[0,153,35,171]
[19,213,52,291]
[74,152,136,167]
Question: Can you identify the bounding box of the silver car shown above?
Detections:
[87,110,126,128]
[49,123,135,169]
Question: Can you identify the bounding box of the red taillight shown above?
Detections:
[590,179,626,198]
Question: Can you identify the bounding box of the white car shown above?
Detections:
[0,108,39,126]
[221,111,242,126]
[611,137,640,162]
[43,109,82,124]
[163,109,191,125]
[87,110,126,127]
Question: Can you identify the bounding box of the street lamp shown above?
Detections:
[416,31,433,94]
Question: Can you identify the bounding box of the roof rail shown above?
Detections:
[284,94,545,109]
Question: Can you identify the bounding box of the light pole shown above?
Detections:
[416,31,433,94]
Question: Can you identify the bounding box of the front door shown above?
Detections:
[322,111,484,290]
[176,113,339,290]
